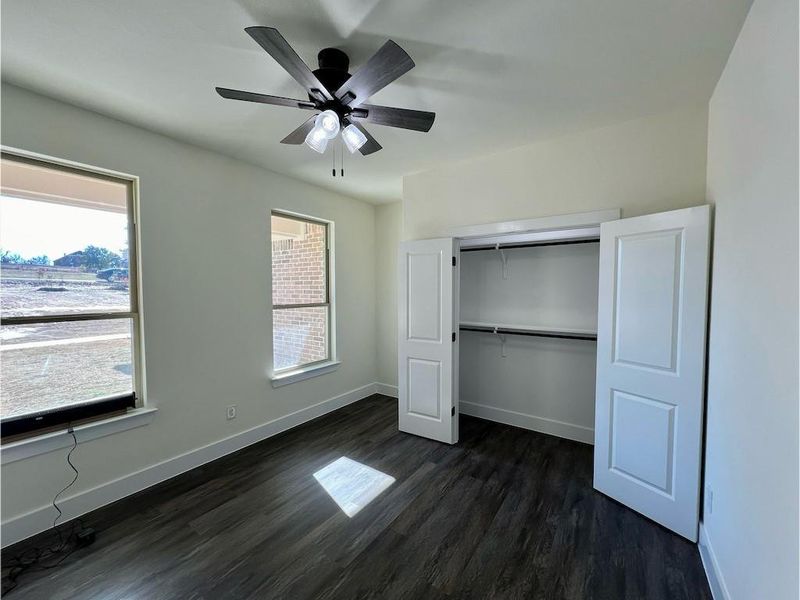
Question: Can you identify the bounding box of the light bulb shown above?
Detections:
[316,110,340,139]
[341,123,368,153]
[304,126,329,153]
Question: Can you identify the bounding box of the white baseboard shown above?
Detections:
[459,401,594,445]
[375,382,398,398]
[2,383,380,548]
[698,523,730,600]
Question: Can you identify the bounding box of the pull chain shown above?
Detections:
[340,137,344,178]
[331,144,336,177]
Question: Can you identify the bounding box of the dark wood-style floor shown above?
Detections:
[3,394,711,599]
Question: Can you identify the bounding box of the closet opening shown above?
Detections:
[457,227,601,447]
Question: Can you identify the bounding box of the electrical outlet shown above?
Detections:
[226,405,237,420]
[705,485,714,515]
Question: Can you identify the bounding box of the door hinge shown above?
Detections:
[451,406,456,416]
[452,256,456,267]
[452,332,456,342]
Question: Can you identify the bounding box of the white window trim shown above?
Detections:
[270,360,341,388]
[269,209,337,385]
[0,145,149,445]
[1,407,158,465]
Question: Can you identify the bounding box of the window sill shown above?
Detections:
[271,360,341,388]
[1,407,158,465]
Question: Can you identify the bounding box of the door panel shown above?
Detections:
[407,358,442,418]
[610,390,676,495]
[398,238,458,444]
[613,229,683,371]
[594,206,710,541]
[407,253,442,341]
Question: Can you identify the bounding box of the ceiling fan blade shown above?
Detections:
[357,104,435,132]
[216,87,316,110]
[280,116,317,144]
[349,121,382,155]
[244,27,333,101]
[335,40,414,107]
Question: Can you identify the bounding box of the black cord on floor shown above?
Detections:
[2,427,88,595]
[51,428,80,550]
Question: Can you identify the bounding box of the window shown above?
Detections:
[0,151,141,438]
[271,212,331,374]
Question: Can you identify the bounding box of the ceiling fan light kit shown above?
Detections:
[216,26,435,166]
[303,109,341,153]
[304,126,329,154]
[316,110,341,139]
[341,123,368,153]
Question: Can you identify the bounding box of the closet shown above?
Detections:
[397,206,711,542]
[458,234,600,445]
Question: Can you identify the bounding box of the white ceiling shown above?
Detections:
[1,0,751,203]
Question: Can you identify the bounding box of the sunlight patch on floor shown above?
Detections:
[313,456,395,517]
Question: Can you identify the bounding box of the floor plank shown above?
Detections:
[2,394,712,599]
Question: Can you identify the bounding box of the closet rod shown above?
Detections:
[459,326,597,341]
[460,238,599,252]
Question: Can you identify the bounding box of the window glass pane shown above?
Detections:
[273,306,328,371]
[271,215,326,306]
[1,319,133,419]
[1,158,131,317]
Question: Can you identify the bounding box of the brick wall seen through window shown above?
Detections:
[271,214,329,371]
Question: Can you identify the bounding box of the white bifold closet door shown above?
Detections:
[397,238,459,444]
[593,205,710,541]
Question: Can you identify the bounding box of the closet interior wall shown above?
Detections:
[458,240,600,444]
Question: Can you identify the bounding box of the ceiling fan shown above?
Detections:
[216,27,435,156]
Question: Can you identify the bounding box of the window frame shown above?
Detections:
[270,210,336,379]
[0,147,145,438]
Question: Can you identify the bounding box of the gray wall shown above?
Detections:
[374,202,402,388]
[702,0,799,596]
[402,106,709,241]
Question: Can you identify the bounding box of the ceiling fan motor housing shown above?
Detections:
[312,48,351,108]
